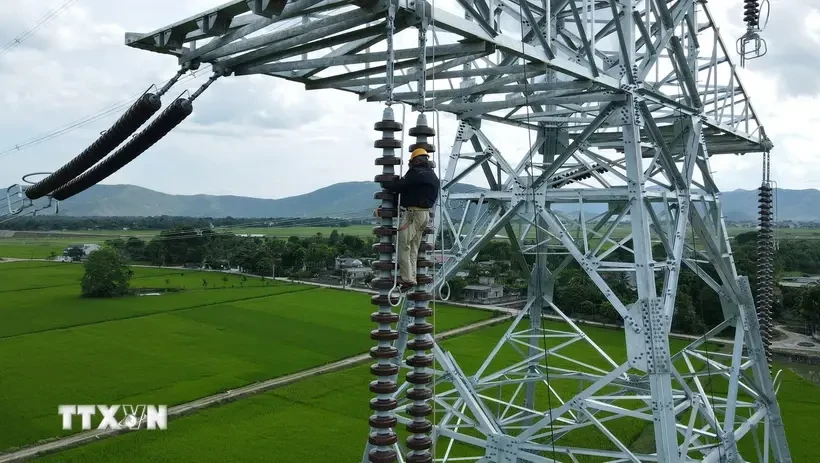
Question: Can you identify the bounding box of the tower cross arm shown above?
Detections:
[418,4,621,90]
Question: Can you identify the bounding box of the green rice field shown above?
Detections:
[37,320,819,462]
[0,261,491,451]
[0,259,816,461]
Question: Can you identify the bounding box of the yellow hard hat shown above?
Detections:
[410,148,429,160]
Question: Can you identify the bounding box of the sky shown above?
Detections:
[0,0,817,200]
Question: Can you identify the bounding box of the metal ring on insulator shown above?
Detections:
[773,369,783,394]
[387,284,404,307]
[438,281,451,301]
[21,172,53,185]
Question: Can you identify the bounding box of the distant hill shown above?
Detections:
[57,183,379,218]
[53,184,820,222]
[716,188,820,222]
[56,182,480,218]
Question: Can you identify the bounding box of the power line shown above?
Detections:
[0,13,303,160]
[0,66,213,159]
[0,0,81,57]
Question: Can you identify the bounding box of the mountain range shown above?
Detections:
[51,183,820,222]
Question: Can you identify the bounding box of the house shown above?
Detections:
[335,257,363,270]
[462,276,505,303]
[58,244,101,262]
[341,267,372,284]
[779,276,820,288]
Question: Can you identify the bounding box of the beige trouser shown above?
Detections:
[398,209,429,284]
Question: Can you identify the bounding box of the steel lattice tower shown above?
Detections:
[128,0,791,461]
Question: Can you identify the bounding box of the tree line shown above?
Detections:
[105,227,374,279]
[450,232,820,335]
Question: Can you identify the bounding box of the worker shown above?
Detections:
[381,147,440,290]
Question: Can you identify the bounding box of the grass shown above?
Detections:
[0,238,87,259]
[36,317,819,463]
[734,367,820,461]
[32,321,745,462]
[0,262,186,292]
[0,264,297,338]
[3,238,817,459]
[0,263,491,451]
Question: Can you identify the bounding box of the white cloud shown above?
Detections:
[0,0,816,204]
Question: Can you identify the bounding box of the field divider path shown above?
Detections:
[0,313,512,462]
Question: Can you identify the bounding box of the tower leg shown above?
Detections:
[736,278,792,463]
[622,95,680,462]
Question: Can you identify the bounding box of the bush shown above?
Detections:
[80,247,133,298]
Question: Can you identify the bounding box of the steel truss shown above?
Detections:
[128,0,790,461]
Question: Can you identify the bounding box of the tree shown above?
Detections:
[67,246,85,262]
[578,300,595,318]
[598,301,619,323]
[81,247,133,298]
[306,243,334,272]
[447,277,467,300]
[282,242,307,271]
[799,284,820,333]
[125,237,147,261]
[672,293,706,335]
[490,261,510,278]
[329,229,341,245]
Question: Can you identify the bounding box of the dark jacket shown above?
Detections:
[386,164,440,209]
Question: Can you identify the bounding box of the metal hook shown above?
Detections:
[142,82,159,97]
[737,30,768,67]
[174,89,191,102]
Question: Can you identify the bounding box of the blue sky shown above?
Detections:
[0,0,817,199]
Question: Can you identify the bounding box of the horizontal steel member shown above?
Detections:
[199,5,370,63]
[369,79,592,102]
[446,189,718,203]
[222,9,384,69]
[440,92,624,115]
[304,53,487,90]
[238,41,491,74]
[426,5,622,89]
[125,0,256,50]
[125,0,338,57]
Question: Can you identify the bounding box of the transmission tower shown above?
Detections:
[126,0,791,461]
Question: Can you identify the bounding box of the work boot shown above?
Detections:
[396,277,416,291]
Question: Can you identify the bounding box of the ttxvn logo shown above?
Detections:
[58,405,167,431]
